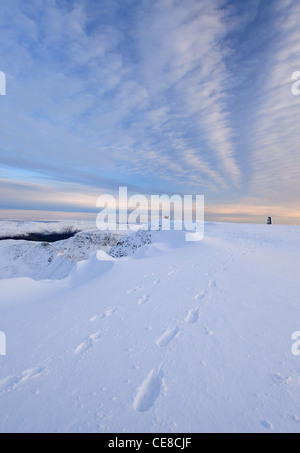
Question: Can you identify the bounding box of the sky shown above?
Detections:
[0,0,300,224]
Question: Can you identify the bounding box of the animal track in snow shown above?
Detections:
[127,286,143,295]
[0,359,51,394]
[185,307,199,324]
[167,270,175,276]
[204,327,214,336]
[156,326,179,347]
[90,315,98,323]
[194,291,205,301]
[74,331,103,355]
[153,278,161,285]
[272,373,292,387]
[133,364,164,412]
[138,294,151,305]
[261,420,274,430]
[208,279,217,288]
[90,308,116,323]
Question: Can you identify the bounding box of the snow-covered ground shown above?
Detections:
[0,223,132,279]
[0,221,300,433]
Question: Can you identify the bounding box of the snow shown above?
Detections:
[0,227,128,280]
[52,230,125,261]
[0,221,300,432]
[0,240,76,280]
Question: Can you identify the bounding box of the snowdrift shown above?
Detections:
[0,222,300,433]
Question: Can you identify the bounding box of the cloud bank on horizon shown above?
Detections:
[0,0,300,223]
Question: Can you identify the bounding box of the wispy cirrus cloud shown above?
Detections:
[132,0,241,187]
[0,0,240,198]
[250,0,300,204]
[0,0,299,223]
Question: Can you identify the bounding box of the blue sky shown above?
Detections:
[0,0,300,223]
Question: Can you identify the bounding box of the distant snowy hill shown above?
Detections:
[0,222,148,280]
[52,230,126,262]
[0,240,75,280]
[0,222,300,433]
[0,220,93,239]
[109,229,152,258]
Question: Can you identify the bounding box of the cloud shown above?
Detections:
[132,0,241,186]
[249,0,300,204]
[0,177,102,212]
[0,0,242,197]
[0,0,299,223]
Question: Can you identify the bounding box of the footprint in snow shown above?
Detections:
[261,420,274,430]
[156,326,179,347]
[0,358,52,394]
[138,294,151,305]
[74,331,104,355]
[153,278,161,285]
[194,291,205,301]
[90,308,116,323]
[272,373,292,387]
[185,307,199,324]
[127,286,143,295]
[90,315,98,323]
[204,327,214,335]
[133,364,164,412]
[208,279,217,288]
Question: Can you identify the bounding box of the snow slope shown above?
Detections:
[0,240,76,280]
[0,228,132,280]
[52,230,126,262]
[0,222,300,433]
